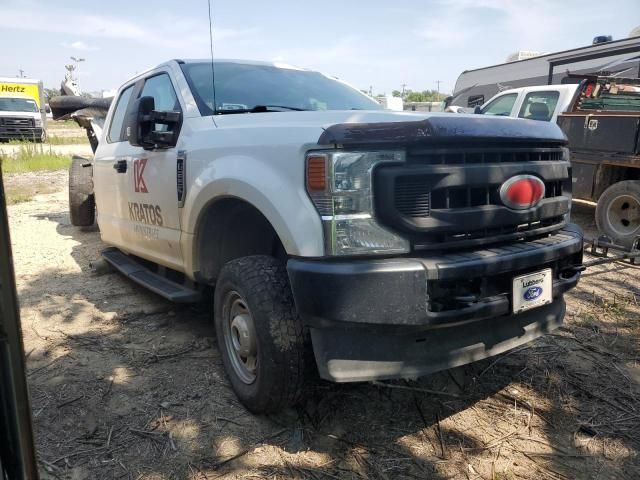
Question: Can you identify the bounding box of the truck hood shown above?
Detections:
[213,110,567,146]
[0,110,39,118]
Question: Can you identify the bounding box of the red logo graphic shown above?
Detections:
[499,175,545,210]
[133,159,148,193]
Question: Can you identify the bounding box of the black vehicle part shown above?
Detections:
[214,255,306,413]
[595,180,640,248]
[102,248,201,303]
[309,300,566,382]
[0,169,39,479]
[48,95,112,120]
[374,145,571,250]
[69,155,95,227]
[288,225,583,329]
[49,96,113,153]
[318,115,567,147]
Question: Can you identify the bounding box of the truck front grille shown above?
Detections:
[1,117,34,127]
[406,146,563,165]
[375,145,571,250]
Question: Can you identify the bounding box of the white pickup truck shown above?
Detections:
[475,84,580,122]
[52,59,584,413]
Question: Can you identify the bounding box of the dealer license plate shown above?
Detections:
[512,268,552,314]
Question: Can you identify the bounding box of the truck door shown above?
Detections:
[93,83,137,249]
[123,72,185,271]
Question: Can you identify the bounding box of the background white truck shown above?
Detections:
[53,59,584,413]
[0,77,46,142]
[474,84,579,122]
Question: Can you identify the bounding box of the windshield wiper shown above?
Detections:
[215,104,309,114]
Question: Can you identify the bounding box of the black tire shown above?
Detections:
[596,180,640,248]
[214,255,306,413]
[69,155,95,227]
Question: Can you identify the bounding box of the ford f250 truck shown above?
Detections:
[52,59,584,413]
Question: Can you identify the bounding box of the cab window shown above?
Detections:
[140,73,181,132]
[107,85,134,143]
[518,91,559,121]
[481,93,517,116]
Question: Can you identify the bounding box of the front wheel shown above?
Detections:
[596,180,640,248]
[214,255,306,413]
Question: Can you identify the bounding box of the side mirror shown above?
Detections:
[126,96,182,150]
[473,105,482,114]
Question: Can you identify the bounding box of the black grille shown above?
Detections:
[407,146,563,164]
[395,177,430,217]
[374,145,571,250]
[397,179,564,214]
[1,117,34,127]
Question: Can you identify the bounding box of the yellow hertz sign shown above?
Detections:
[0,83,41,108]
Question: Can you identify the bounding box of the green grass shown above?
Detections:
[0,144,71,173]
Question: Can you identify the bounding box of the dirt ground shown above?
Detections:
[6,171,640,480]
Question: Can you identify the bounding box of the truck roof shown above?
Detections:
[0,77,42,85]
[495,84,580,96]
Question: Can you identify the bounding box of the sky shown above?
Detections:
[0,0,638,96]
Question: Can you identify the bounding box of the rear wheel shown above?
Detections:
[596,180,640,248]
[214,255,306,413]
[69,156,95,227]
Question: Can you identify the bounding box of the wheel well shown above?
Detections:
[595,165,640,200]
[194,198,286,284]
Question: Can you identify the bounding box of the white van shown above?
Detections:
[477,84,579,123]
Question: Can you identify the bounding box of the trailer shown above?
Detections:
[450,35,640,109]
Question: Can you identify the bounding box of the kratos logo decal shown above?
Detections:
[133,158,148,193]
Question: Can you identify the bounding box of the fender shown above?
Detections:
[181,154,324,275]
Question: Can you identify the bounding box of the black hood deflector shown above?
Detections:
[318,115,567,147]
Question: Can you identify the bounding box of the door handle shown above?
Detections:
[113,160,127,173]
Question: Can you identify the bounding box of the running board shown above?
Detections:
[102,247,201,303]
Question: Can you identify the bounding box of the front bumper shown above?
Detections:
[287,224,583,382]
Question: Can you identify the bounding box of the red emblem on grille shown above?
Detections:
[500,175,545,210]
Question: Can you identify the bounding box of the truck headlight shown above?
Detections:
[306,150,409,256]
[34,117,42,127]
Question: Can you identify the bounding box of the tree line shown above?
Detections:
[391,89,447,102]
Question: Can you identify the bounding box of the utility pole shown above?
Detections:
[435,80,442,97]
[18,69,25,78]
[401,83,407,98]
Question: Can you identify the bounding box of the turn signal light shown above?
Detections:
[306,155,327,192]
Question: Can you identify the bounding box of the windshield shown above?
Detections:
[0,97,38,113]
[180,62,382,115]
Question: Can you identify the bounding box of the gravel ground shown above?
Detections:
[6,171,640,480]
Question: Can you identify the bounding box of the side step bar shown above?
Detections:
[102,248,201,303]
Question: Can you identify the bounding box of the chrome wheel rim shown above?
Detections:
[607,194,640,237]
[222,291,257,384]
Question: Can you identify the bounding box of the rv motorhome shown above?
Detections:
[450,34,640,109]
